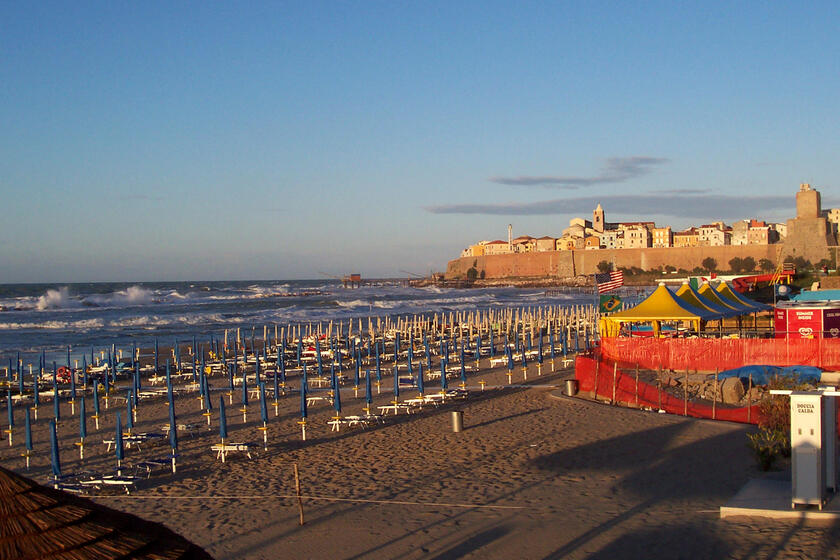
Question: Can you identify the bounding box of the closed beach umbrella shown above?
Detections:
[549,329,556,360]
[168,393,178,472]
[315,338,323,377]
[6,392,13,445]
[255,351,261,386]
[78,397,87,459]
[219,397,228,441]
[115,412,124,473]
[18,363,24,396]
[126,390,134,433]
[241,369,248,407]
[489,330,495,358]
[333,375,342,414]
[417,362,424,395]
[561,330,568,357]
[49,420,61,484]
[24,407,32,468]
[365,370,373,411]
[296,339,302,366]
[537,331,544,365]
[272,368,280,410]
[300,380,307,419]
[92,382,100,429]
[393,363,400,401]
[53,385,60,422]
[259,382,268,424]
[302,363,308,394]
[440,358,448,391]
[32,371,39,417]
[506,346,514,373]
[82,355,88,388]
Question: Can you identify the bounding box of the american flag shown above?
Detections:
[595,270,624,294]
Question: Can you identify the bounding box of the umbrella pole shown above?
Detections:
[171,448,177,473]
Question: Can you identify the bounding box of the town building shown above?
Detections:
[673,227,699,247]
[652,227,672,248]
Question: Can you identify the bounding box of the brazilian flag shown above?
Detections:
[599,294,622,313]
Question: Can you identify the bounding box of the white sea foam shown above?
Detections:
[0,318,104,330]
[35,287,76,310]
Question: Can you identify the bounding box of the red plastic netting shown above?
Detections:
[574,355,760,424]
[599,337,840,372]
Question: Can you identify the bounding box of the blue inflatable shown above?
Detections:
[717,365,822,385]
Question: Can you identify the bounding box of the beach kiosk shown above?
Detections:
[770,388,839,509]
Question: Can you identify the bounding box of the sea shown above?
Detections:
[0,280,608,365]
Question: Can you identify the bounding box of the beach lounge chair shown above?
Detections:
[211,442,252,462]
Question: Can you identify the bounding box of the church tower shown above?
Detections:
[593,203,604,233]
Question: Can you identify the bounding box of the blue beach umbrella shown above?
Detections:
[78,397,87,458]
[18,363,24,396]
[365,370,373,410]
[125,390,134,433]
[296,339,302,366]
[203,375,213,411]
[259,382,268,424]
[315,338,324,377]
[53,385,60,422]
[354,345,361,389]
[32,371,39,414]
[561,329,568,357]
[333,375,342,414]
[82,355,88,387]
[260,383,270,446]
[24,407,32,468]
[417,362,424,395]
[302,363,308,394]
[549,329,556,360]
[489,329,495,358]
[272,368,280,406]
[92,382,100,428]
[6,392,13,445]
[49,420,61,482]
[168,392,178,472]
[537,331,544,365]
[115,412,124,472]
[219,397,228,440]
[300,380,308,419]
[393,363,400,401]
[440,358,448,391]
[241,369,248,406]
[506,346,514,373]
[70,365,77,404]
[255,351,261,386]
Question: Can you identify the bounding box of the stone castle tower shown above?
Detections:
[593,203,604,233]
[785,183,836,262]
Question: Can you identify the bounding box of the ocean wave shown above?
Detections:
[0,318,104,330]
[36,287,79,310]
[84,285,155,307]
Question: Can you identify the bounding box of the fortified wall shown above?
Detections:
[445,245,779,280]
[445,184,837,280]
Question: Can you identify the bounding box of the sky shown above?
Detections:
[2,2,839,283]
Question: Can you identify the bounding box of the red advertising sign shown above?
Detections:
[823,309,840,338]
[774,308,787,339]
[787,308,823,339]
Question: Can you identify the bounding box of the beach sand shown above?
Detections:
[4,360,840,559]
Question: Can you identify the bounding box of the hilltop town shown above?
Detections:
[446,184,839,281]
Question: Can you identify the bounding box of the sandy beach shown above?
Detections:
[3,357,839,560]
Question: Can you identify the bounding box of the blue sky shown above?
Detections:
[2,2,838,282]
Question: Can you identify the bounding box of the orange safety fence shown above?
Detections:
[599,337,840,372]
[574,355,760,424]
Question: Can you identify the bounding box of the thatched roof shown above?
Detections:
[0,465,213,560]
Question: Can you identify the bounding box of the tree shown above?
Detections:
[702,257,717,272]
[728,257,744,273]
[759,258,774,272]
[742,256,756,272]
[480,269,486,279]
[597,260,612,274]
[664,265,677,273]
[466,267,478,281]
